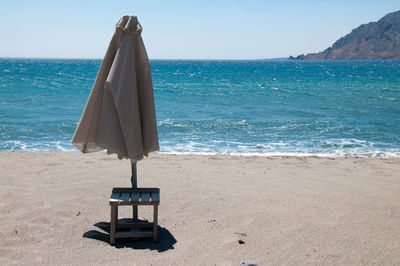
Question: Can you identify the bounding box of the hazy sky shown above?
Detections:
[0,0,399,59]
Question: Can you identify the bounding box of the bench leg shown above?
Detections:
[153,205,158,242]
[110,205,118,245]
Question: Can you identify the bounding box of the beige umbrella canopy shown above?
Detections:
[72,15,159,162]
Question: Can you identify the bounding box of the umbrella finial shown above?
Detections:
[116,15,142,34]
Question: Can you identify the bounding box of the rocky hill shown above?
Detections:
[293,10,400,60]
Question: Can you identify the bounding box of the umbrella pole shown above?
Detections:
[131,162,138,220]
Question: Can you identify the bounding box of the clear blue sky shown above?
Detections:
[0,0,399,59]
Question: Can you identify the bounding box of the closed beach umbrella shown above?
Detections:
[71,15,159,215]
[72,15,158,159]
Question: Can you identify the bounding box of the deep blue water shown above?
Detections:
[1,58,400,157]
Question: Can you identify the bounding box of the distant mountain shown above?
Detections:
[292,10,400,60]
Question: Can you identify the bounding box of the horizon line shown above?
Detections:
[0,56,290,61]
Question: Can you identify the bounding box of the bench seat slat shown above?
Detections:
[110,192,120,202]
[119,192,130,203]
[151,192,160,202]
[141,192,150,203]
[131,192,140,202]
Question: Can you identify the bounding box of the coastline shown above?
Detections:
[1,151,399,265]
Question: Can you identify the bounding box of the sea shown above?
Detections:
[1,58,400,158]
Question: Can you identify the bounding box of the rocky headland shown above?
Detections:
[292,10,400,60]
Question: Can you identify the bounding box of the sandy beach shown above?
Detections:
[0,151,399,265]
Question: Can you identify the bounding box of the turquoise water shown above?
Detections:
[1,58,400,157]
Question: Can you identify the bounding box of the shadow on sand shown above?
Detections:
[83,219,177,251]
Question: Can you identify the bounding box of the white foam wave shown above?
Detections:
[1,140,76,152]
[158,139,400,158]
[2,139,399,158]
[159,149,400,158]
[3,140,28,150]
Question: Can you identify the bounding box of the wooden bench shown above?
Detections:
[109,187,160,244]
